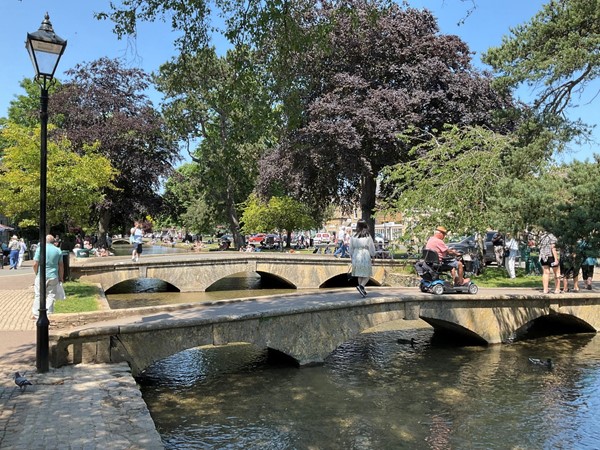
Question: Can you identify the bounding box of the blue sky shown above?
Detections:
[1,0,597,161]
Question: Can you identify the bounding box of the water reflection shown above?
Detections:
[139,330,600,449]
[106,273,305,309]
[111,244,187,256]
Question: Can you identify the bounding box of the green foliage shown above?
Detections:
[484,0,600,115]
[6,78,62,128]
[381,125,515,238]
[155,46,279,247]
[539,158,600,253]
[0,122,117,230]
[241,194,316,236]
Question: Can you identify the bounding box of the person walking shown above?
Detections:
[559,245,582,292]
[130,221,144,262]
[581,251,596,291]
[504,233,519,279]
[333,226,346,258]
[17,238,27,268]
[492,232,505,267]
[8,235,20,270]
[349,219,376,297]
[31,234,64,319]
[538,231,560,294]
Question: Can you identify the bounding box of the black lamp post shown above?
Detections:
[26,13,67,373]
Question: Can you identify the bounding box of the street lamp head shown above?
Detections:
[26,13,67,86]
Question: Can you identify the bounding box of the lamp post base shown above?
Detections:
[36,309,49,373]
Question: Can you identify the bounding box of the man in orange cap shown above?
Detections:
[425,226,470,285]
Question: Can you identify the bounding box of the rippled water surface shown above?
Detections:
[139,327,600,449]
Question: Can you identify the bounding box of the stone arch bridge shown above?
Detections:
[69,253,393,292]
[50,290,600,376]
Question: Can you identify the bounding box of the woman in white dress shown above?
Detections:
[349,219,376,297]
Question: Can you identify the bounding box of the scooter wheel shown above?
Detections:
[431,284,444,295]
[419,284,428,293]
[468,283,479,294]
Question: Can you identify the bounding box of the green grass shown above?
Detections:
[392,262,542,288]
[54,281,100,314]
[472,267,541,288]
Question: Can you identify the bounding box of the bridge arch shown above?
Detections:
[514,313,596,340]
[111,238,130,246]
[105,278,181,295]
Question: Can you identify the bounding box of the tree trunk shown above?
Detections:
[225,184,244,250]
[97,210,111,248]
[360,169,377,237]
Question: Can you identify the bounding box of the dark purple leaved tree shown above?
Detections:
[258,1,512,232]
[51,57,179,246]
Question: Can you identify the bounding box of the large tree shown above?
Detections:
[258,1,511,231]
[155,47,279,249]
[50,57,179,245]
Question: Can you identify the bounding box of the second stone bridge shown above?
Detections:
[70,253,394,292]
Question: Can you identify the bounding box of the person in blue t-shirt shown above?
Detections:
[130,221,144,262]
[31,234,64,319]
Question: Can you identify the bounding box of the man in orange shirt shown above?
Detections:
[425,226,470,285]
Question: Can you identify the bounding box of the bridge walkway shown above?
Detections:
[58,285,544,332]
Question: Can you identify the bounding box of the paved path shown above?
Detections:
[0,262,163,449]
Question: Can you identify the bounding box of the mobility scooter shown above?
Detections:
[415,249,479,295]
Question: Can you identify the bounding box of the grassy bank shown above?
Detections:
[54,281,101,314]
[473,267,540,288]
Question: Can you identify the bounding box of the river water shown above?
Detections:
[111,245,600,448]
[137,326,600,449]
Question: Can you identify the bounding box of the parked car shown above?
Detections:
[263,234,281,249]
[447,234,485,275]
[447,235,479,256]
[313,232,332,245]
[248,233,267,245]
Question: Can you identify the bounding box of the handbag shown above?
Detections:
[55,282,66,300]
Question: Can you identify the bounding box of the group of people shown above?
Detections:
[536,231,596,294]
[3,235,28,270]
[490,231,520,279]
[333,225,351,258]
[490,230,596,293]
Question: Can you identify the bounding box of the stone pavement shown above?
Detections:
[0,262,164,449]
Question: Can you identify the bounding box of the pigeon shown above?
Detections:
[14,372,33,391]
[528,358,553,369]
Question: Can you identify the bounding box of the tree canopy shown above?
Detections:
[155,46,279,248]
[483,0,600,116]
[258,1,511,231]
[0,122,116,230]
[49,57,180,241]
